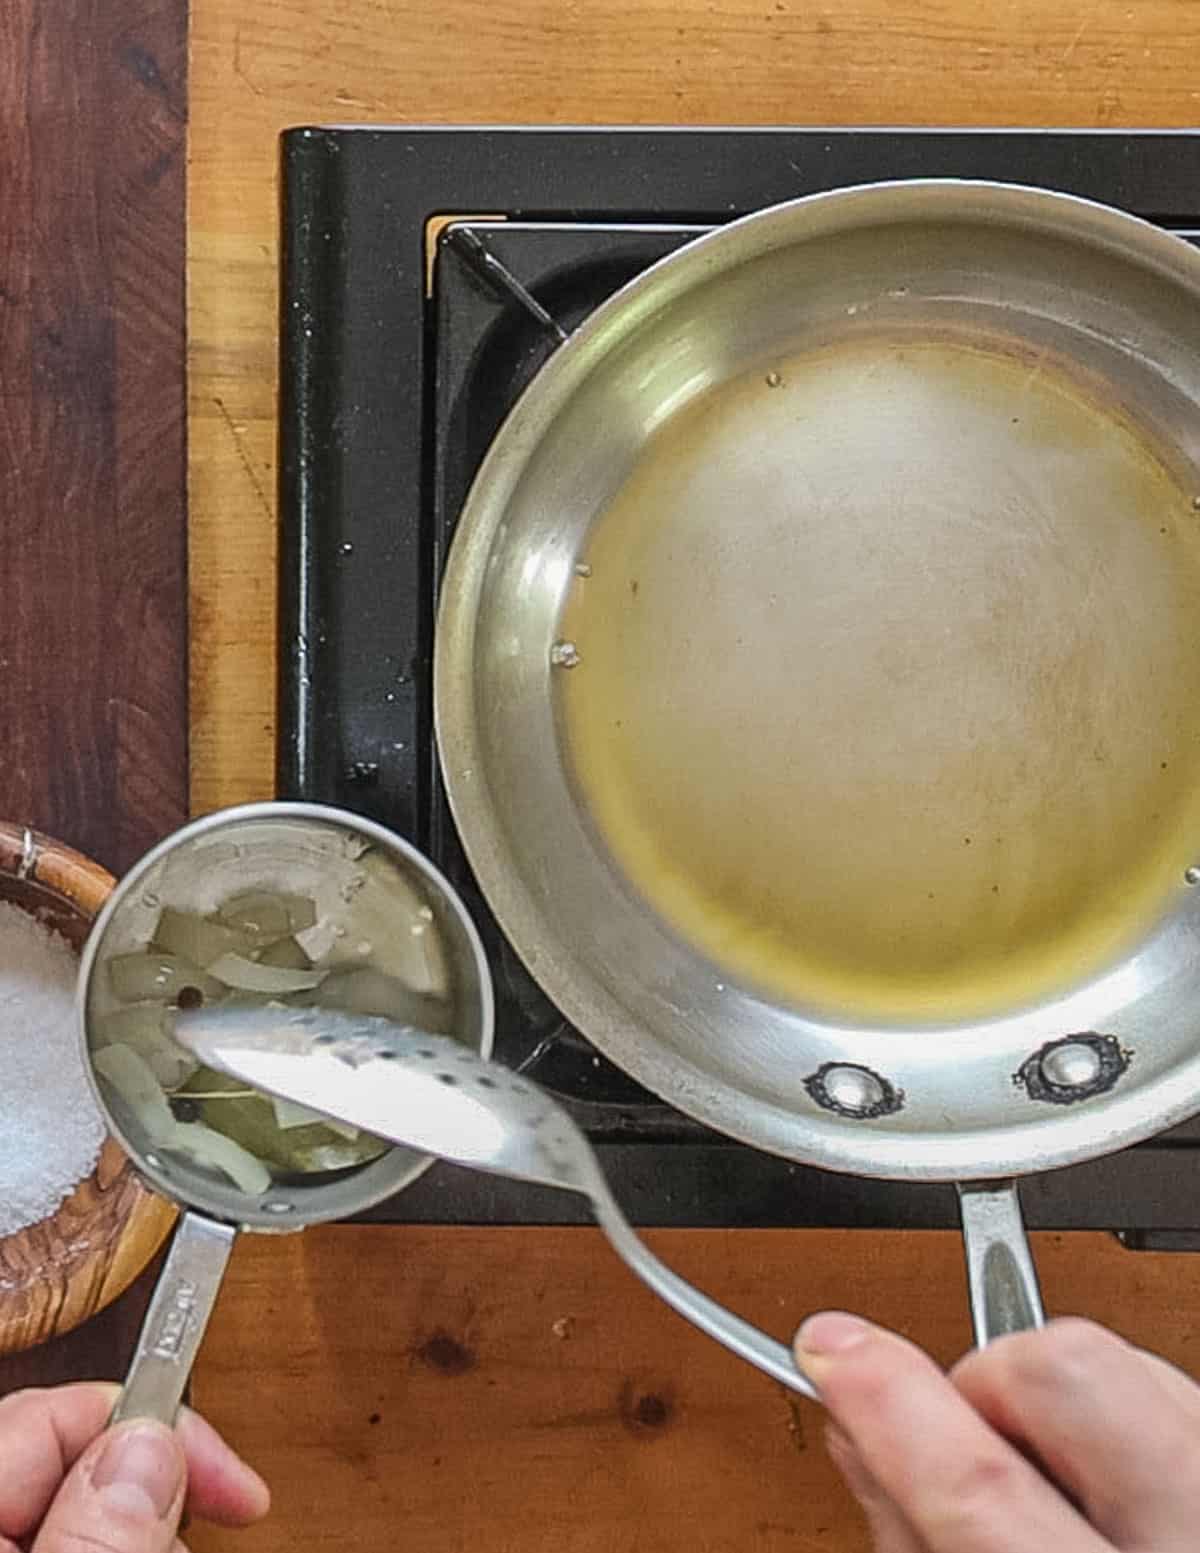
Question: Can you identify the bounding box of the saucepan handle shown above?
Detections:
[111,1209,238,1425]
[957,1180,1045,1345]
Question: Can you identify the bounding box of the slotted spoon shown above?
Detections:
[175,1004,817,1399]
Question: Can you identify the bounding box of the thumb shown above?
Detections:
[33,1420,186,1553]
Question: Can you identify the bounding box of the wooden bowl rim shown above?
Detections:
[0,821,176,1354]
[0,821,115,901]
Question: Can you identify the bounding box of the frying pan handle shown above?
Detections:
[957,1181,1045,1345]
[111,1210,238,1425]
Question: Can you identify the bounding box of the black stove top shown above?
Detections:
[278,126,1200,1238]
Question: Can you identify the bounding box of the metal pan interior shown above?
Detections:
[436,183,1200,1180]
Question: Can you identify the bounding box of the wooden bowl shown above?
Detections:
[0,823,175,1355]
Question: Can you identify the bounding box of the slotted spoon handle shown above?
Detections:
[589,1189,818,1399]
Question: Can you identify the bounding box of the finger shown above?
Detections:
[826,1425,927,1553]
[33,1419,186,1553]
[176,1407,270,1526]
[0,1385,268,1539]
[794,1312,1108,1553]
[1134,1346,1200,1418]
[952,1317,1200,1549]
[0,1383,118,1538]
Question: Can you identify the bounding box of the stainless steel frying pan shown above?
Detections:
[435,181,1200,1342]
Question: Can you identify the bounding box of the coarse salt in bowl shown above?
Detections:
[0,823,174,1355]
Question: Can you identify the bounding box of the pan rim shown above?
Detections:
[435,178,1200,1183]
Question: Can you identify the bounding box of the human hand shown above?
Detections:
[0,1382,269,1552]
[794,1312,1200,1552]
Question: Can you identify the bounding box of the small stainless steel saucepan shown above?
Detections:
[76,801,493,1423]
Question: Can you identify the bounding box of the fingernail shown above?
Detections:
[93,1423,183,1521]
[795,1311,872,1357]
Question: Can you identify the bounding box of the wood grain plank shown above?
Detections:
[188,1224,1200,1553]
[0,0,187,877]
[0,0,187,1388]
[107,3,190,862]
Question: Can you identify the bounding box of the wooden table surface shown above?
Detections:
[183,4,1200,1549]
[0,0,187,1394]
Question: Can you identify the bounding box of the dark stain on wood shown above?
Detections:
[415,1330,477,1376]
[120,42,169,97]
[618,1377,676,1437]
[784,1393,808,1453]
[142,145,180,191]
[0,0,186,1395]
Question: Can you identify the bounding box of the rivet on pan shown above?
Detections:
[1185,865,1200,885]
[573,562,592,578]
[1039,1041,1103,1090]
[765,370,782,388]
[804,1062,904,1121]
[264,1200,295,1215]
[550,641,582,668]
[1015,1033,1129,1105]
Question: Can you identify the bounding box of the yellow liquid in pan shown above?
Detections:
[558,337,1200,1021]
